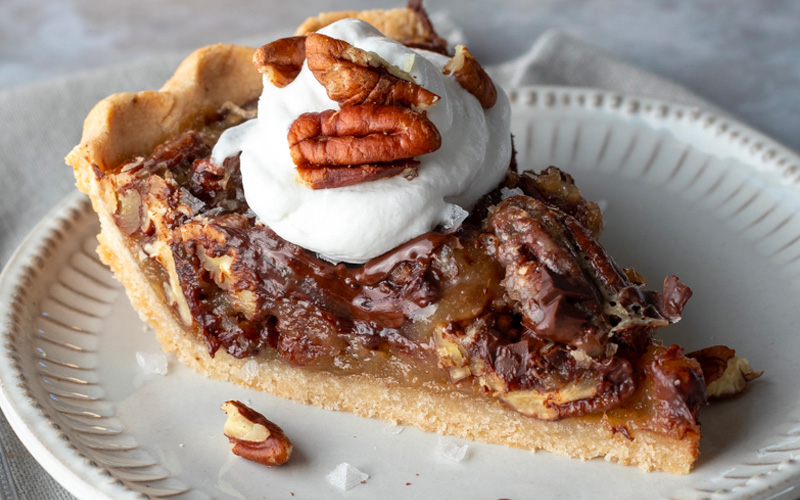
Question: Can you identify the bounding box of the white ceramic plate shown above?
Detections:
[1,87,800,500]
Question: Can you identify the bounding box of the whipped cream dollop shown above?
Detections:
[212,19,512,263]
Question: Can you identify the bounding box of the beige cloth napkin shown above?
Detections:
[0,32,720,499]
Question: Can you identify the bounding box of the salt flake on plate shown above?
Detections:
[135,351,168,375]
[436,436,468,462]
[326,462,369,491]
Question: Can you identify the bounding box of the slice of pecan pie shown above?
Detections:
[66,2,758,475]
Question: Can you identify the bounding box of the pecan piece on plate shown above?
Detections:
[253,36,307,88]
[305,32,440,110]
[443,44,497,109]
[687,345,762,398]
[221,400,293,466]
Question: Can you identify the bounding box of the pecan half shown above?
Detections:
[305,33,440,111]
[514,167,604,238]
[443,45,497,109]
[221,400,293,466]
[288,104,441,188]
[253,36,307,88]
[297,162,419,189]
[487,194,690,358]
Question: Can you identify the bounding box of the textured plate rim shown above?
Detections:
[507,86,799,186]
[0,190,136,500]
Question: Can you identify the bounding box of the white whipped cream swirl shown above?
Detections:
[212,19,512,263]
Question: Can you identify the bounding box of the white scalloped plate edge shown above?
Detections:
[507,86,799,186]
[0,192,141,500]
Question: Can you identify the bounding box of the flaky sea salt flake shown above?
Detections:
[135,351,168,375]
[326,462,369,491]
[409,303,438,322]
[440,204,469,232]
[500,187,524,200]
[239,359,259,382]
[436,436,468,462]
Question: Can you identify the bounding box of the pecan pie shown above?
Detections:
[66,2,759,475]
